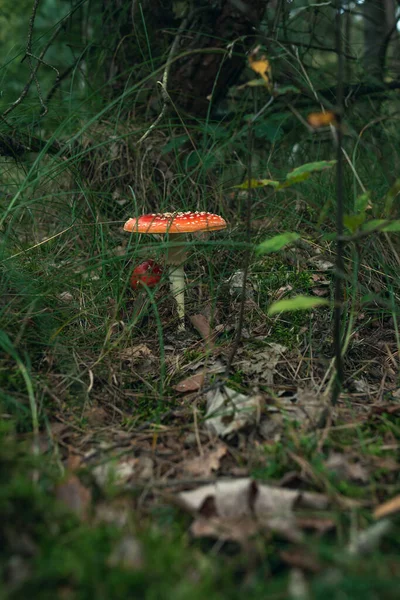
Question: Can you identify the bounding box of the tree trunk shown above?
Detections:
[362,0,393,81]
[102,0,268,117]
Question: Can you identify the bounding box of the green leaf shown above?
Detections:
[279,172,311,186]
[254,121,284,142]
[355,191,371,213]
[286,160,337,182]
[161,134,189,154]
[362,219,400,233]
[344,213,366,233]
[257,232,300,254]
[384,179,400,215]
[233,178,280,190]
[245,78,268,88]
[268,295,329,315]
[274,85,301,96]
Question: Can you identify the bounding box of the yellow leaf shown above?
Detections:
[248,54,272,89]
[307,111,337,128]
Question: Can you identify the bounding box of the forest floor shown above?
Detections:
[1,218,400,599]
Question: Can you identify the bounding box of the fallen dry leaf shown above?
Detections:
[190,515,259,543]
[311,274,330,285]
[374,494,400,519]
[295,516,336,535]
[178,479,328,542]
[226,270,257,300]
[348,519,392,555]
[55,474,91,520]
[92,456,151,488]
[237,343,287,385]
[308,257,334,271]
[174,372,205,394]
[312,287,329,297]
[353,379,371,394]
[118,344,154,363]
[182,445,227,477]
[325,453,369,484]
[260,388,330,436]
[189,314,214,347]
[205,386,262,438]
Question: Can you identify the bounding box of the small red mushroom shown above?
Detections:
[130,260,163,290]
[124,211,227,329]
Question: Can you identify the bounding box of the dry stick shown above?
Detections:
[137,8,198,146]
[332,2,345,406]
[225,103,254,377]
[18,0,48,115]
[2,2,73,119]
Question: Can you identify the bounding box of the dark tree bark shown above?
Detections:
[102,0,268,117]
[362,0,399,81]
[166,1,267,116]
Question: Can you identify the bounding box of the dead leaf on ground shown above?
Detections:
[260,389,330,439]
[205,386,262,438]
[92,455,153,488]
[374,494,400,519]
[308,257,334,271]
[236,343,287,385]
[118,344,155,364]
[312,287,329,297]
[348,519,392,555]
[93,458,137,487]
[82,404,110,427]
[353,379,371,394]
[226,270,257,300]
[55,474,91,520]
[174,372,205,394]
[295,517,336,535]
[325,453,369,484]
[311,274,330,285]
[189,314,214,347]
[95,498,132,528]
[178,478,329,543]
[182,445,227,477]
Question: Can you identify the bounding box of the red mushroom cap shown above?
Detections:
[130,260,163,290]
[124,211,227,234]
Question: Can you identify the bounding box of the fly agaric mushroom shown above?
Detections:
[124,211,227,329]
[130,259,163,290]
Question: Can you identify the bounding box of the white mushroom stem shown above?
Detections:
[169,265,185,330]
[166,234,187,330]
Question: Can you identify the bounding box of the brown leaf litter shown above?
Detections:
[177,478,329,543]
[55,475,92,520]
[205,386,262,438]
[180,445,228,478]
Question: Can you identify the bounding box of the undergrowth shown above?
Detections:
[1,3,400,598]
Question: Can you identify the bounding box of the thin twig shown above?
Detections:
[25,0,48,115]
[332,1,345,406]
[2,1,73,119]
[225,95,255,376]
[137,8,196,145]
